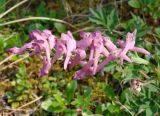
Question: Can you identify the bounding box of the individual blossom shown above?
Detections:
[76,32,93,50]
[8,30,56,77]
[103,36,117,52]
[51,38,66,65]
[130,80,143,92]
[92,35,131,74]
[43,30,56,49]
[118,29,150,64]
[7,42,33,54]
[69,49,86,69]
[74,60,94,80]
[39,56,51,77]
[90,31,109,74]
[61,31,76,70]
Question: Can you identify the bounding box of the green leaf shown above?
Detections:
[107,102,120,113]
[155,27,160,38]
[145,84,159,92]
[41,99,52,110]
[146,108,153,116]
[11,102,20,108]
[54,94,65,106]
[54,22,66,33]
[104,62,116,72]
[66,80,77,103]
[28,23,45,32]
[89,17,106,26]
[120,88,133,103]
[0,38,4,53]
[89,8,100,19]
[131,57,149,65]
[41,99,65,113]
[0,0,6,13]
[36,2,47,16]
[128,0,141,8]
[89,8,118,30]
[84,87,92,98]
[104,85,115,100]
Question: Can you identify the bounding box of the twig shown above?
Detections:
[0,16,78,30]
[139,70,149,79]
[115,100,134,116]
[73,26,94,34]
[74,20,90,27]
[3,32,17,41]
[0,54,15,66]
[102,0,128,7]
[6,96,42,116]
[0,0,29,19]
[0,54,29,71]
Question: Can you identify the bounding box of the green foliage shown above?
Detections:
[89,7,118,31]
[128,0,160,19]
[128,0,141,8]
[0,0,6,13]
[121,14,150,37]
[54,22,66,33]
[66,80,77,103]
[41,98,66,113]
[5,64,33,108]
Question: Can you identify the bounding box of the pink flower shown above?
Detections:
[7,29,150,79]
[51,38,67,64]
[7,42,33,54]
[96,54,116,73]
[90,31,109,74]
[39,56,51,77]
[43,30,56,49]
[74,60,94,80]
[61,31,76,70]
[8,30,56,77]
[69,49,86,69]
[118,29,150,64]
[103,36,117,51]
[131,80,143,92]
[76,32,93,49]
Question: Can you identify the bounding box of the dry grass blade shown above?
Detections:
[0,54,15,66]
[0,54,29,71]
[6,96,42,116]
[0,16,78,30]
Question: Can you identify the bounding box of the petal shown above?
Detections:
[93,49,101,75]
[74,60,94,80]
[102,47,109,57]
[52,41,67,64]
[7,42,33,54]
[7,47,24,54]
[103,37,117,51]
[29,30,42,40]
[61,31,76,70]
[132,47,150,55]
[69,49,86,69]
[77,32,92,49]
[39,57,51,77]
[125,29,137,49]
[117,40,125,48]
[96,55,116,73]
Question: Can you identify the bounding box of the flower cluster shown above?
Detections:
[8,29,150,80]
